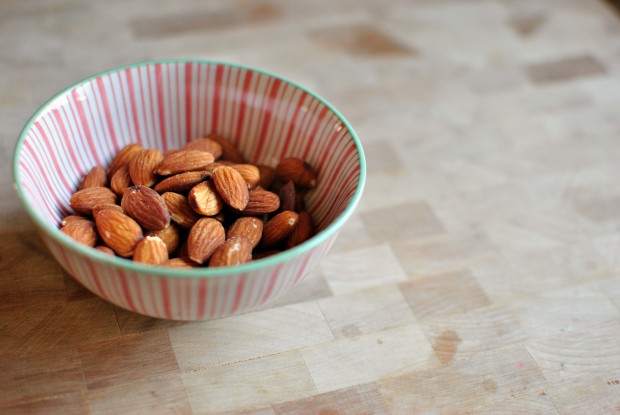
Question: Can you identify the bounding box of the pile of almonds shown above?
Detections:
[60,135,316,268]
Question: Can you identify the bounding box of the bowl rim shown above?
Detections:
[12,58,366,278]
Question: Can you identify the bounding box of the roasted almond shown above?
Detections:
[92,203,124,220]
[95,245,115,256]
[227,217,263,249]
[188,181,223,217]
[209,236,253,267]
[204,160,236,174]
[70,187,117,215]
[61,215,90,227]
[129,148,164,187]
[261,211,299,248]
[61,219,98,247]
[278,180,296,212]
[147,223,181,255]
[275,157,317,189]
[212,166,249,210]
[181,137,223,159]
[232,164,260,189]
[161,257,200,268]
[257,164,275,189]
[95,209,143,257]
[133,235,169,265]
[108,143,143,178]
[110,165,132,197]
[163,192,201,229]
[187,217,225,264]
[252,249,281,260]
[207,134,245,163]
[121,186,171,231]
[286,210,313,249]
[240,188,280,214]
[154,150,215,176]
[153,171,211,194]
[79,166,108,190]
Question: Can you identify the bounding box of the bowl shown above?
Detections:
[12,59,365,320]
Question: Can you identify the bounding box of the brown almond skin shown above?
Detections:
[153,171,211,194]
[95,246,115,256]
[110,165,132,197]
[181,137,223,159]
[161,258,199,268]
[261,211,299,248]
[207,134,245,163]
[95,210,143,257]
[286,210,314,249]
[122,186,171,231]
[227,217,263,249]
[133,236,169,265]
[147,224,181,255]
[188,181,223,217]
[129,148,164,187]
[154,151,215,176]
[163,192,201,229]
[209,236,253,267]
[257,165,275,189]
[61,215,90,227]
[61,220,98,247]
[239,188,280,214]
[212,166,249,210]
[279,180,296,212]
[252,249,281,260]
[187,217,225,264]
[108,143,143,179]
[92,203,124,220]
[70,187,117,215]
[275,157,317,189]
[232,164,260,189]
[79,166,108,190]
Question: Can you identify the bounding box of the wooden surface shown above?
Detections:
[3,0,620,413]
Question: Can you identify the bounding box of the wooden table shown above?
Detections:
[3,0,620,413]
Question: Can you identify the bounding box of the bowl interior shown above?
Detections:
[15,60,363,248]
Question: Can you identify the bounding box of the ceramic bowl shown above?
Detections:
[13,59,365,320]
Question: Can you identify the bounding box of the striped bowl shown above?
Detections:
[13,59,365,321]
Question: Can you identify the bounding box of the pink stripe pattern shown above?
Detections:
[16,61,363,320]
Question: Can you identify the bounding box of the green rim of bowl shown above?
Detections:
[12,58,366,278]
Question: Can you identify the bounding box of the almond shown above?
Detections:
[147,223,181,255]
[278,180,296,212]
[275,157,317,189]
[92,203,124,220]
[133,236,169,265]
[209,236,253,267]
[240,188,280,214]
[154,150,215,176]
[286,210,314,248]
[161,257,200,268]
[95,245,115,256]
[163,149,180,157]
[261,211,299,248]
[204,160,236,174]
[295,191,306,212]
[110,165,132,197]
[232,164,260,189]
[95,210,143,257]
[79,166,108,190]
[153,171,211,194]
[163,192,201,229]
[252,249,281,260]
[212,166,249,210]
[211,211,225,224]
[227,217,263,249]
[188,181,223,217]
[61,219,98,247]
[257,164,275,189]
[108,143,143,178]
[70,187,117,215]
[181,137,223,159]
[129,148,164,187]
[121,186,171,231]
[207,134,245,163]
[187,217,225,264]
[61,215,90,227]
